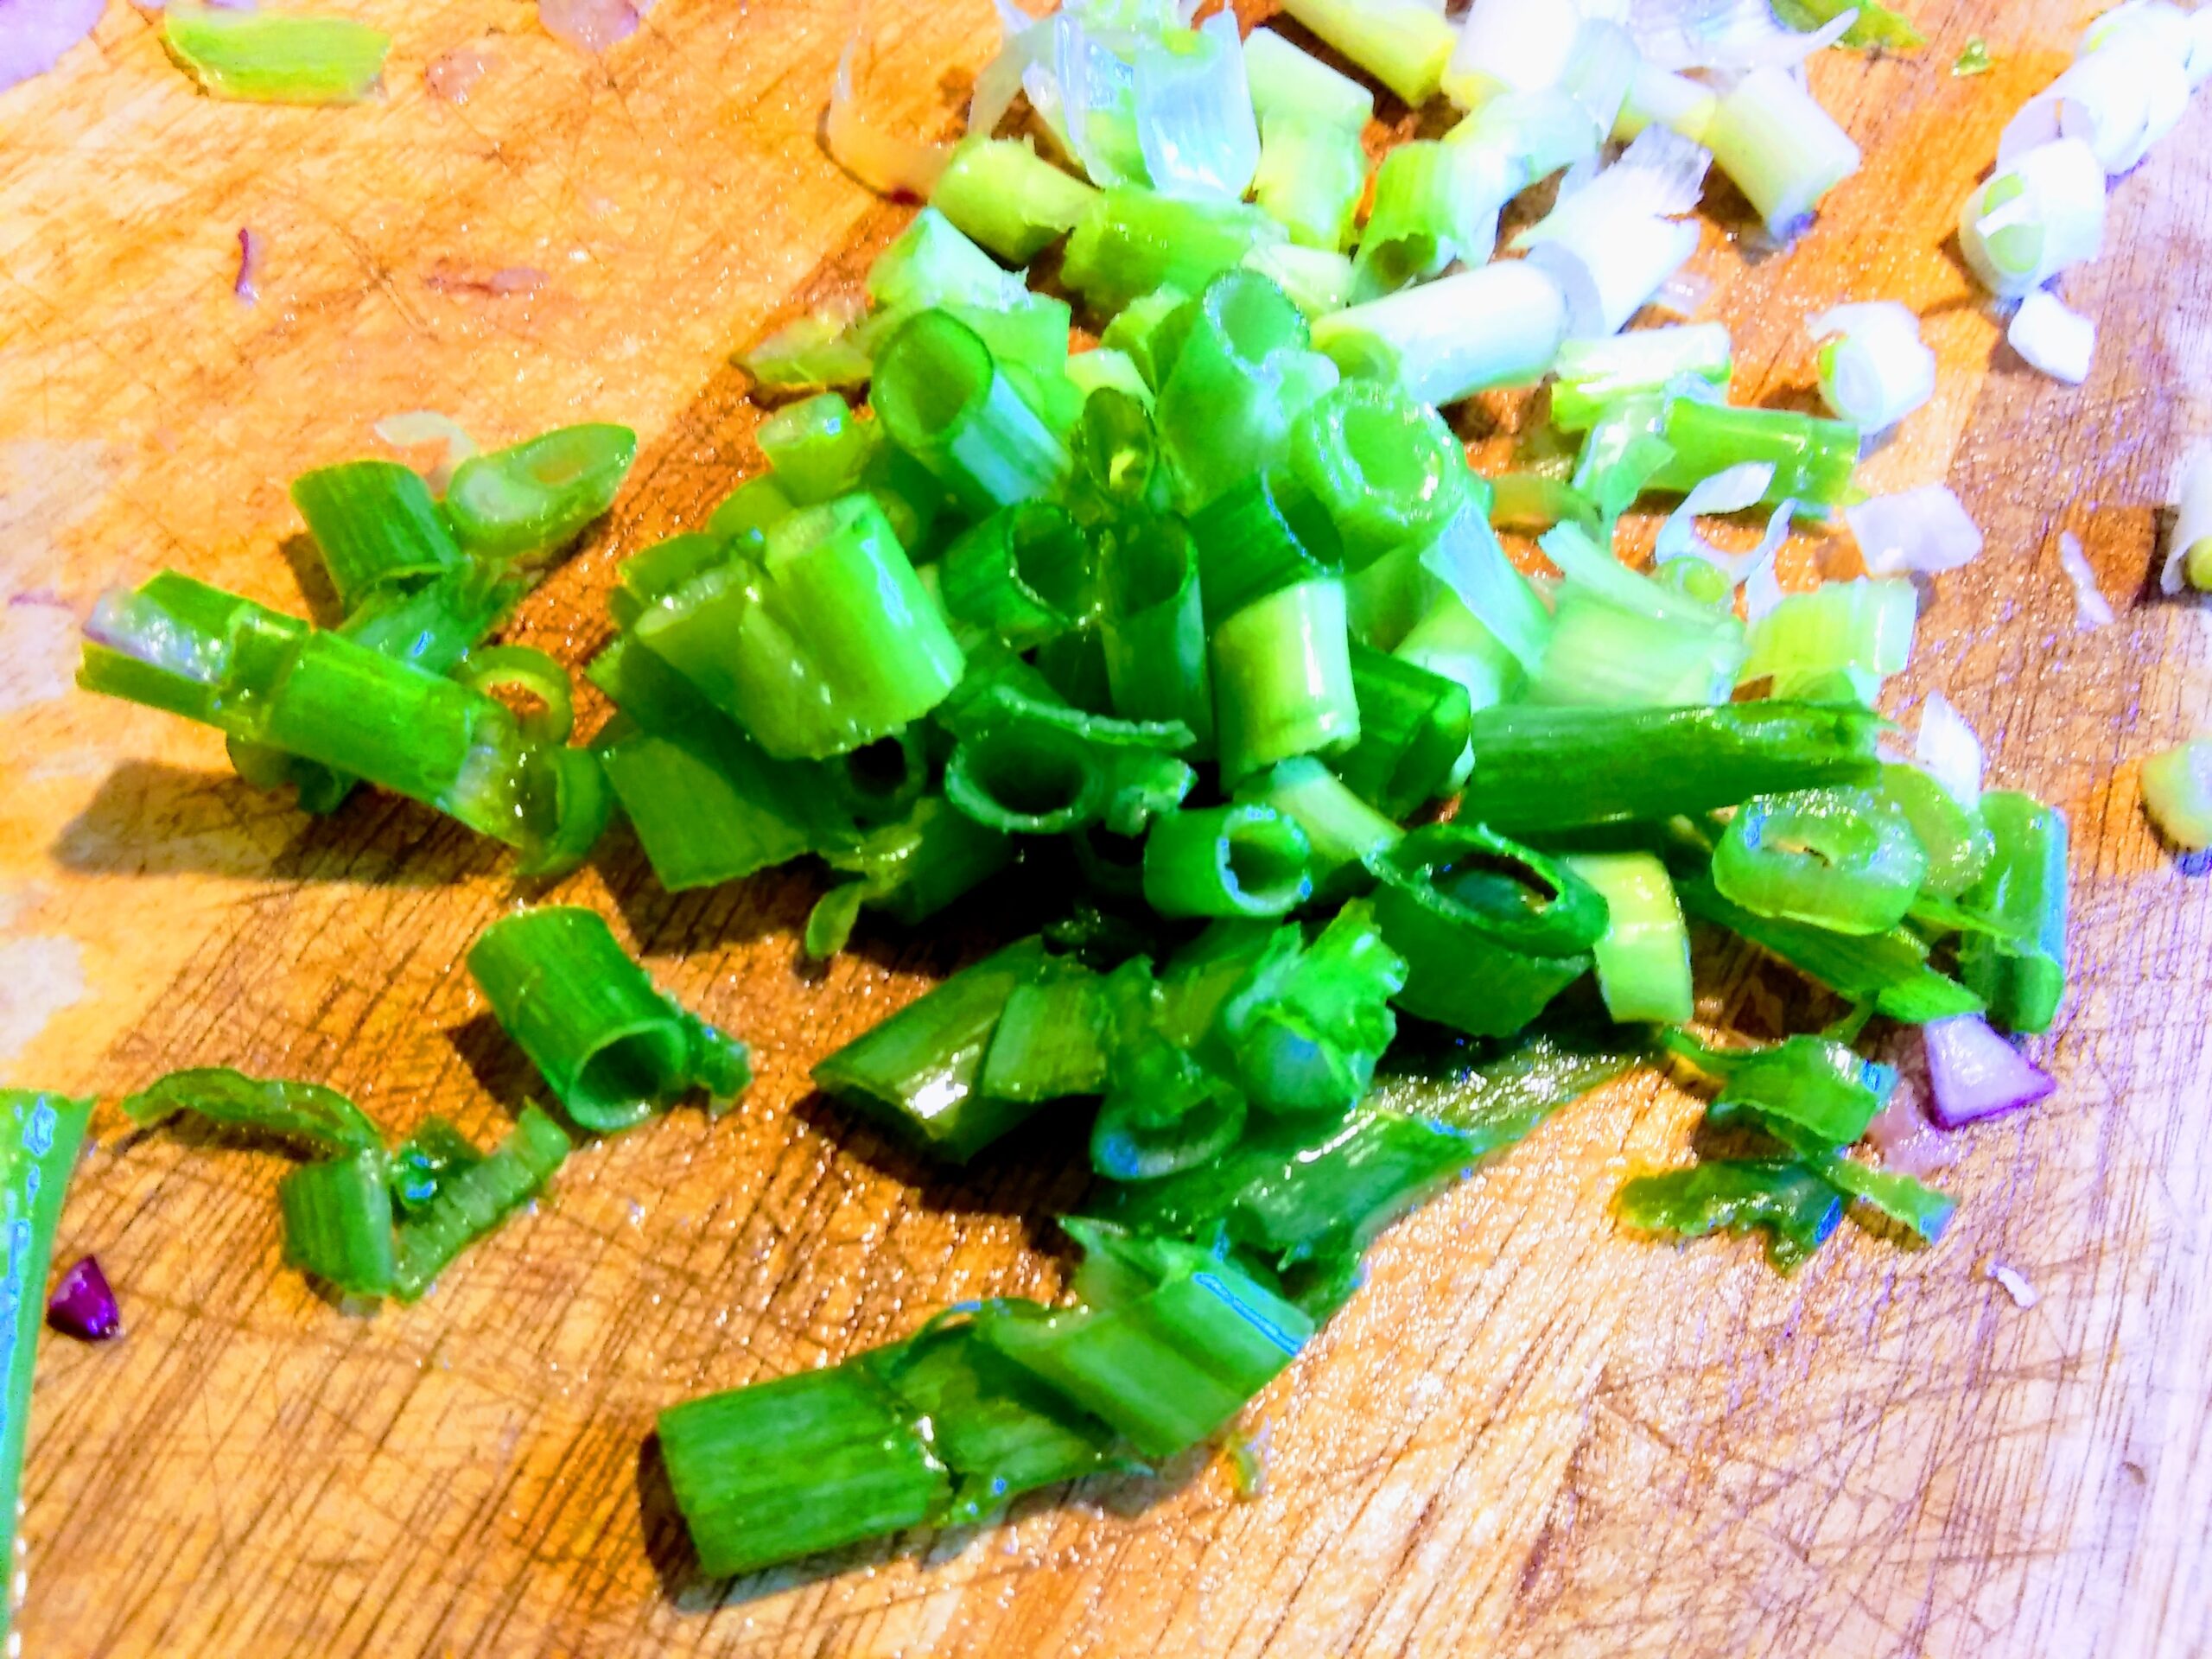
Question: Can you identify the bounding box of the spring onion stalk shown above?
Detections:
[943,685,1194,836]
[1063,348,1150,412]
[940,502,1094,649]
[708,476,798,543]
[1519,139,1708,338]
[1444,90,1595,196]
[1156,270,1339,509]
[1458,702,1884,833]
[121,1066,385,1154]
[1668,1030,1897,1152]
[439,423,636,563]
[874,311,1071,514]
[1878,763,1994,899]
[78,570,304,725]
[1808,302,1936,432]
[1067,387,1169,513]
[1334,645,1471,819]
[1061,188,1287,315]
[1394,587,1523,715]
[388,1117,484,1220]
[1214,901,1406,1117]
[1352,143,1502,301]
[1443,0,1584,112]
[1239,756,1403,884]
[1190,470,1344,628]
[277,1151,397,1299]
[931,137,1097,263]
[813,938,1054,1162]
[866,206,1027,313]
[1713,786,1929,934]
[162,8,391,104]
[1617,62,1719,145]
[1957,791,2069,1034]
[2001,28,2189,176]
[1276,0,1455,107]
[1957,139,2107,299]
[1559,17,1638,140]
[1648,397,1860,507]
[1548,324,1732,431]
[1564,853,1694,1024]
[1211,578,1361,784]
[1289,380,1465,569]
[2141,740,2212,849]
[1700,67,1861,241]
[1249,113,1368,252]
[1240,242,1357,321]
[1678,876,1984,1023]
[1416,497,1554,675]
[387,1106,569,1300]
[467,907,750,1134]
[755,392,879,505]
[1133,12,1261,202]
[1243,25,1375,133]
[1099,517,1213,744]
[1529,588,1739,709]
[1313,261,1569,407]
[289,461,463,613]
[1142,804,1314,918]
[1740,577,1916,702]
[0,1087,94,1637]
[1618,1160,1843,1270]
[1090,957,1253,1181]
[1366,822,1605,1036]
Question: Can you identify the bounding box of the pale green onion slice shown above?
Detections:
[1809,302,1936,431]
[2141,739,2212,850]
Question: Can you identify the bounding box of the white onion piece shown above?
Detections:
[1808,300,1936,431]
[1923,1014,2057,1129]
[1998,32,2186,175]
[828,33,951,199]
[1740,503,1797,616]
[1916,690,1986,810]
[1987,1262,2042,1308]
[1560,16,1638,139]
[1525,215,1701,340]
[1958,138,2107,299]
[2158,450,2212,594]
[2056,528,2115,628]
[1039,15,1146,188]
[2080,0,2194,62]
[0,0,105,92]
[1845,485,1984,577]
[1701,65,1862,242]
[2008,289,2095,385]
[1133,10,1259,201]
[1653,461,1774,563]
[1629,0,1855,73]
[1446,0,1586,111]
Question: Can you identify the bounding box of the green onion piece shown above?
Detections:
[1100,515,1214,746]
[1774,0,1925,50]
[1099,284,1193,391]
[1957,790,2069,1035]
[1312,261,1568,408]
[931,137,1098,264]
[944,686,1194,837]
[1290,379,1466,569]
[444,424,638,563]
[1459,702,1884,834]
[0,1088,92,1640]
[1061,188,1287,315]
[1065,346,1154,408]
[387,1117,483,1219]
[1069,388,1170,515]
[804,884,869,960]
[1713,785,1929,934]
[810,800,1011,953]
[1211,578,1362,784]
[162,7,390,105]
[289,461,464,613]
[1648,398,1860,508]
[454,644,575,745]
[740,306,874,391]
[1951,35,1993,74]
[2141,738,2212,851]
[1091,958,1251,1182]
[1813,1154,1955,1242]
[1548,325,1733,432]
[1700,67,1863,242]
[940,502,1095,650]
[1394,587,1524,716]
[1666,1030,1895,1147]
[1342,542,1433,651]
[1190,469,1344,628]
[1445,88,1599,189]
[1334,644,1471,818]
[1491,470,1604,535]
[1215,900,1407,1117]
[277,1150,397,1299]
[874,311,1072,514]
[977,958,1110,1103]
[1741,578,1916,702]
[813,938,1052,1163]
[866,206,1028,314]
[1875,762,1994,898]
[1143,804,1314,919]
[1239,756,1403,885]
[388,1106,569,1300]
[1678,876,1984,1023]
[1276,0,1455,106]
[1155,270,1338,511]
[1417,498,1554,675]
[982,1225,1313,1459]
[1352,142,1499,301]
[708,475,797,541]
[1243,25,1375,132]
[467,907,750,1134]
[756,392,880,505]
[1241,241,1357,321]
[1565,853,1694,1024]
[1532,586,1748,709]
[79,570,305,724]
[1617,1160,1844,1270]
[121,1066,385,1155]
[1366,822,1606,1037]
[1250,113,1368,252]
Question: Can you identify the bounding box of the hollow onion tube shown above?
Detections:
[1313,261,1569,407]
[1352,143,1504,301]
[1134,11,1261,202]
[1957,138,2107,299]
[1212,901,1406,1118]
[1957,791,2069,1035]
[1549,324,1732,431]
[1648,397,1860,507]
[1365,822,1605,1036]
[1211,577,1361,784]
[931,137,1097,263]
[943,689,1194,837]
[1142,804,1315,918]
[1740,577,1916,702]
[1277,0,1455,107]
[1342,542,1433,650]
[1566,853,1694,1024]
[1701,67,1861,241]
[1250,113,1368,252]
[1156,270,1339,509]
[390,1107,569,1300]
[467,906,751,1134]
[939,501,1094,650]
[1100,516,1213,745]
[976,958,1110,1103]
[162,8,391,104]
[1243,25,1375,132]
[1099,284,1192,391]
[1061,188,1287,315]
[1876,763,1994,899]
[1713,786,1929,935]
[443,424,638,563]
[1239,756,1402,884]
[289,461,464,612]
[1808,302,1936,433]
[277,1151,398,1299]
[1443,0,1585,112]
[1335,645,1472,818]
[2141,740,2212,850]
[1289,379,1466,568]
[1191,469,1344,629]
[874,311,1071,514]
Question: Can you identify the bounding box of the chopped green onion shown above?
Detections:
[1815,1154,1955,1243]
[1238,756,1403,885]
[1091,957,1251,1181]
[1459,702,1885,834]
[277,1151,397,1300]
[162,7,391,105]
[1953,36,1993,74]
[1713,785,1929,934]
[1565,854,1693,1024]
[1065,346,1154,407]
[1394,587,1523,715]
[467,906,751,1134]
[1417,497,1553,675]
[1290,379,1466,568]
[121,1066,385,1155]
[1532,585,1747,709]
[1143,804,1314,918]
[1312,262,1568,408]
[1548,325,1733,433]
[944,684,1194,836]
[1957,140,2107,302]
[444,424,638,563]
[1333,645,1471,819]
[867,206,1027,314]
[1155,270,1338,510]
[1648,398,1861,508]
[1276,0,1455,107]
[289,461,464,613]
[1875,762,1994,899]
[1617,1160,1843,1270]
[2141,738,2212,850]
[1443,0,1584,113]
[1062,188,1287,315]
[812,799,1013,952]
[1810,302,1936,434]
[1446,89,1600,191]
[741,304,874,391]
[1741,578,1916,702]
[1342,542,1434,651]
[874,311,1071,514]
[756,392,879,505]
[977,958,1110,1103]
[454,644,575,745]
[1215,900,1407,1117]
[940,502,1095,650]
[1250,113,1368,252]
[1352,143,1500,301]
[386,1106,570,1299]
[1099,283,1194,391]
[388,1117,482,1219]
[1100,515,1214,746]
[1240,241,1357,321]
[1133,11,1262,201]
[1366,822,1606,1037]
[1700,67,1863,242]
[1679,876,1984,1023]
[931,137,1098,263]
[1211,578,1362,784]
[1957,791,2069,1034]
[1190,469,1344,628]
[1243,26,1375,132]
[1666,1030,1895,1148]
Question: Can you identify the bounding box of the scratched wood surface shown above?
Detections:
[1,1,2209,1653]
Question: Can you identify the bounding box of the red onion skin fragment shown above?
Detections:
[426,44,490,105]
[423,263,548,297]
[234,226,262,304]
[538,0,643,54]
[47,1255,121,1342]
[0,0,106,95]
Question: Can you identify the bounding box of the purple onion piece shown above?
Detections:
[1923,1014,2057,1129]
[0,0,105,96]
[48,1255,120,1341]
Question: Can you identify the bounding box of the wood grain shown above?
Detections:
[3,1,2210,1653]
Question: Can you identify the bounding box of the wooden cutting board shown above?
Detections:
[3,1,2209,1652]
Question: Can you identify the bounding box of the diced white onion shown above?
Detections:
[1134,10,1261,201]
[2008,289,2095,385]
[1958,138,2107,299]
[1808,300,1936,431]
[2056,528,2115,628]
[1845,485,1984,577]
[1916,690,1986,810]
[2158,450,2212,594]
